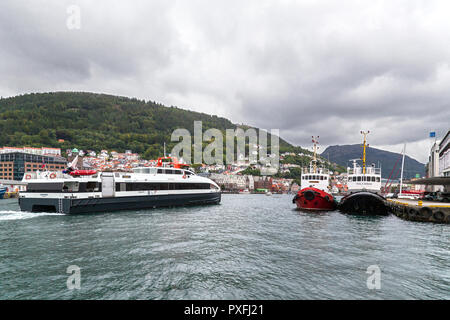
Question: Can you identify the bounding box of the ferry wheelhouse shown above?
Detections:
[293,136,336,211]
[19,157,221,214]
[338,131,388,215]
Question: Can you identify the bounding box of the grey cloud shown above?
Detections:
[0,0,449,163]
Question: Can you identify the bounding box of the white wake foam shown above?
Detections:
[0,210,64,221]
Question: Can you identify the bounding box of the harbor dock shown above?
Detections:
[387,199,450,224]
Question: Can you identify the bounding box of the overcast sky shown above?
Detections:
[1,0,449,163]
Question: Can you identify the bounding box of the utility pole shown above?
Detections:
[312,136,319,173]
[399,143,406,196]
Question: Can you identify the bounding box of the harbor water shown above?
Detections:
[0,194,449,300]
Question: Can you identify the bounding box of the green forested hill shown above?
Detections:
[0,92,304,160]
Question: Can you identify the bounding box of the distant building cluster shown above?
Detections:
[207,172,297,193]
[0,147,61,156]
[0,146,66,181]
[67,149,146,172]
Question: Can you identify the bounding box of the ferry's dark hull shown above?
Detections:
[338,191,389,216]
[19,192,221,214]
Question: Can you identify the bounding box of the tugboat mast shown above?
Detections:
[360,131,370,174]
[312,136,319,173]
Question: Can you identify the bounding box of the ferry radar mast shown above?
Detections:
[360,131,370,174]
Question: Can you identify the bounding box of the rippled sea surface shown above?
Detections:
[0,194,449,300]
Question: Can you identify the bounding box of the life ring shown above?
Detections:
[182,174,187,179]
[432,211,445,222]
[25,174,32,180]
[419,207,432,219]
[50,173,57,179]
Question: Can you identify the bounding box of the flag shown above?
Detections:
[69,155,79,170]
[429,132,436,137]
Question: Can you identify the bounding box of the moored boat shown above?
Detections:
[292,136,336,211]
[337,131,389,215]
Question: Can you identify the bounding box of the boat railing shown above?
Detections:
[347,167,381,175]
[302,166,329,174]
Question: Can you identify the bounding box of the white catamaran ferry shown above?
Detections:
[19,157,221,214]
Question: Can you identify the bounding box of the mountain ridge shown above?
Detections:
[321,144,425,179]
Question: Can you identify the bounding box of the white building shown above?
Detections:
[439,130,450,177]
[0,147,61,156]
[429,141,440,177]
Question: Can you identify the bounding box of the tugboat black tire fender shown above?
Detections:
[408,208,420,217]
[303,190,315,201]
[419,207,432,219]
[433,211,445,222]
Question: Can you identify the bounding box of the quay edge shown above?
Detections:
[387,199,450,224]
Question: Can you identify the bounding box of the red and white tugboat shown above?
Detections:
[293,136,336,211]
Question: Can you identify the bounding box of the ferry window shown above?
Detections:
[116,183,126,192]
[376,177,380,182]
[63,182,79,192]
[143,168,151,174]
[174,170,182,175]
[165,169,174,174]
[157,169,163,174]
[27,183,64,192]
[149,168,157,174]
[371,176,375,182]
[357,176,361,181]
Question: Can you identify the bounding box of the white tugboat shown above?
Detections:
[19,156,221,214]
[338,131,388,215]
[292,136,336,211]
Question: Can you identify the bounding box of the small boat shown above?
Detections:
[293,136,336,211]
[337,131,389,215]
[68,170,97,176]
[265,191,272,196]
[0,185,6,199]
